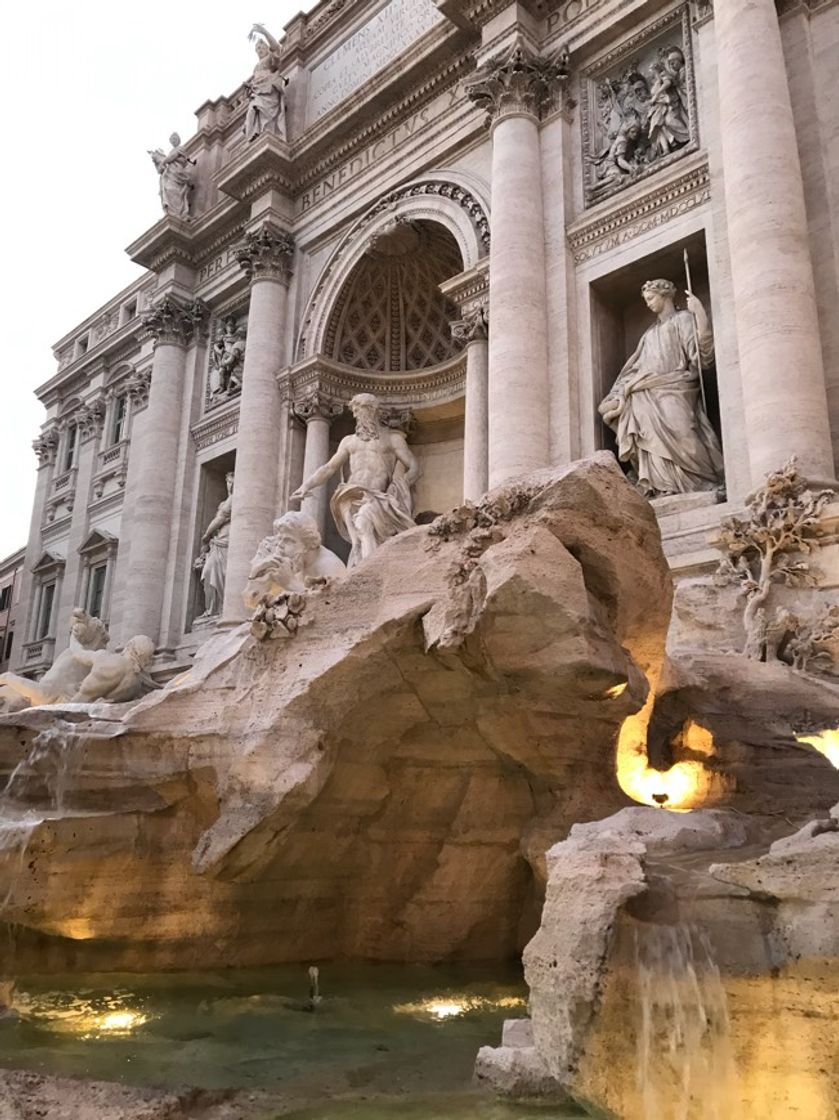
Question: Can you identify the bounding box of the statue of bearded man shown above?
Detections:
[290,393,420,566]
[598,278,724,497]
[243,511,346,611]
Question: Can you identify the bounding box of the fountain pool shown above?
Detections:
[0,962,581,1117]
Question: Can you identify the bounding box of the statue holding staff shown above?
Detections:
[598,276,724,497]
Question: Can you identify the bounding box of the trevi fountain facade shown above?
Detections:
[1,0,839,1117]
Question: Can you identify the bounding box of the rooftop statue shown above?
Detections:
[194,472,234,622]
[245,23,289,142]
[0,609,109,713]
[290,393,420,566]
[598,278,723,497]
[148,133,195,220]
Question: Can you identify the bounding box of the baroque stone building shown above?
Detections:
[12,0,839,674]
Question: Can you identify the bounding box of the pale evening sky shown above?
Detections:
[1,1,317,559]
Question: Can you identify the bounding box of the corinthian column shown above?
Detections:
[293,390,344,536]
[716,0,834,484]
[466,40,564,488]
[451,306,489,501]
[120,296,205,644]
[222,226,294,621]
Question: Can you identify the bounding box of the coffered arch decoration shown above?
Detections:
[325,221,463,372]
[297,172,491,363]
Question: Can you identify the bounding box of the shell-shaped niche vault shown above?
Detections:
[324,220,463,373]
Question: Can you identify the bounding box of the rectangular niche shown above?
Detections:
[581,4,698,208]
[589,231,722,477]
[188,451,236,630]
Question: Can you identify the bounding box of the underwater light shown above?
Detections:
[393,994,526,1020]
[94,1009,148,1034]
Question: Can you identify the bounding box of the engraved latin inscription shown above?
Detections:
[307,0,443,123]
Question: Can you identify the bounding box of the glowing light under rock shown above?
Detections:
[616,688,727,812]
[795,728,839,768]
[606,682,628,699]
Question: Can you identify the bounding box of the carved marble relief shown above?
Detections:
[207,313,247,406]
[581,7,698,207]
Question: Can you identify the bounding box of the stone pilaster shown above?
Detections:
[54,398,107,651]
[119,296,206,645]
[222,226,295,621]
[466,40,566,487]
[10,430,59,670]
[451,307,489,501]
[716,0,835,484]
[293,390,344,536]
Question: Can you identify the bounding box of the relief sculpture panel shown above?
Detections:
[581,7,698,207]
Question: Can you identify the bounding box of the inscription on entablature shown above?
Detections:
[198,248,239,285]
[307,0,444,124]
[299,87,461,214]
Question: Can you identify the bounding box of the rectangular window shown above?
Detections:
[122,300,137,325]
[0,586,10,611]
[4,631,13,661]
[87,564,107,620]
[77,336,89,356]
[63,424,78,471]
[110,396,127,445]
[37,582,56,639]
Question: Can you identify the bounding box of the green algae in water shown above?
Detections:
[0,962,537,1101]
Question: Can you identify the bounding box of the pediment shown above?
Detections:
[78,529,118,556]
[31,550,65,575]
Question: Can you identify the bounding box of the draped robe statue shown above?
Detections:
[194,473,233,619]
[290,394,420,567]
[598,278,724,497]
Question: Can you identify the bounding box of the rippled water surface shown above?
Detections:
[0,961,580,1117]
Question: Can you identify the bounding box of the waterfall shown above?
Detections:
[634,923,737,1120]
[0,727,82,915]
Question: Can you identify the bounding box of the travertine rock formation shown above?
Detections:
[0,455,671,972]
[478,804,839,1119]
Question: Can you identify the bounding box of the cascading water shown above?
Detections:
[634,923,738,1120]
[0,726,82,916]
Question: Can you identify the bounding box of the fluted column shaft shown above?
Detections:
[717,0,834,484]
[451,307,489,501]
[223,227,294,621]
[466,40,564,489]
[121,297,203,643]
[293,391,342,537]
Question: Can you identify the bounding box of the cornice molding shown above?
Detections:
[567,157,710,264]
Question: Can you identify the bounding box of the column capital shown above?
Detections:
[236,226,295,285]
[141,295,207,348]
[292,388,344,425]
[32,428,59,468]
[76,398,107,442]
[450,305,489,345]
[465,38,569,126]
[126,369,152,409]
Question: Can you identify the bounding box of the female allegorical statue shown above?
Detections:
[148,133,195,219]
[194,473,234,619]
[244,23,288,142]
[598,278,723,497]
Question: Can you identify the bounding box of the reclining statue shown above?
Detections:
[0,610,158,711]
[243,511,346,612]
[70,635,157,704]
[0,608,109,713]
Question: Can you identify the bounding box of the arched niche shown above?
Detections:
[297,171,490,363]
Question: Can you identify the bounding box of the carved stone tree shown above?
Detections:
[716,458,835,666]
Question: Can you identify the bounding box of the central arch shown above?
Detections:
[296,171,490,362]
